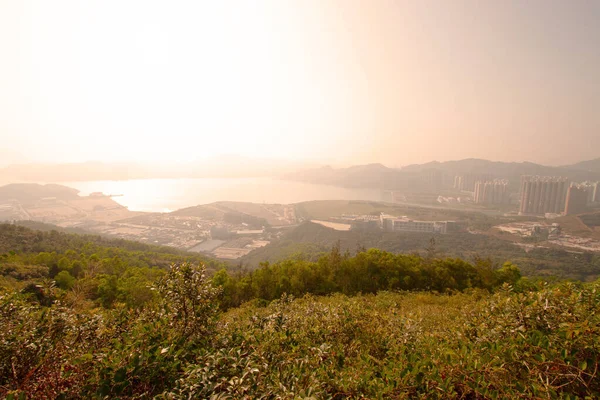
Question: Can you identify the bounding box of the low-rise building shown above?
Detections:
[380,215,457,234]
[337,214,382,231]
[351,219,380,231]
[394,219,435,233]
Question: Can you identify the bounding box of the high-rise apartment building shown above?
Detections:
[594,182,599,203]
[454,174,494,192]
[519,176,568,215]
[576,181,597,204]
[587,185,595,204]
[474,179,509,205]
[409,169,444,193]
[564,184,589,215]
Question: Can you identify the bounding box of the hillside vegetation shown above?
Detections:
[1,226,599,398]
[242,222,600,281]
[216,244,522,310]
[0,224,223,308]
[1,267,598,399]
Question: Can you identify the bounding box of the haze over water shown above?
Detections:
[63,178,382,212]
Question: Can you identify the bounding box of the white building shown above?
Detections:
[380,215,456,234]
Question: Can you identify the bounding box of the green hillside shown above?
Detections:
[242,222,600,281]
[0,223,224,307]
[1,226,599,398]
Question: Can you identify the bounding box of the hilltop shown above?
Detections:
[563,157,600,173]
[0,183,79,204]
[0,183,138,224]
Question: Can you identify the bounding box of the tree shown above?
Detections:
[155,263,221,339]
[97,275,118,308]
[54,270,75,290]
[425,237,437,260]
[495,261,522,286]
[57,257,71,272]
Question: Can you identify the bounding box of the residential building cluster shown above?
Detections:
[576,181,599,204]
[519,176,569,215]
[413,169,443,192]
[453,174,494,192]
[474,179,509,205]
[519,176,599,216]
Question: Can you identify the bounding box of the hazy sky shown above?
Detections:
[1,0,599,167]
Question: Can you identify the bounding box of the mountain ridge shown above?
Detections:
[283,157,600,190]
[561,157,600,173]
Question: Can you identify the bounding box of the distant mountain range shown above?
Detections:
[283,158,600,191]
[1,157,599,189]
[562,158,600,173]
[402,158,600,175]
[282,163,399,189]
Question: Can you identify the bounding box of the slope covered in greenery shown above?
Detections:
[241,222,600,281]
[1,226,599,398]
[1,265,598,399]
[0,223,224,308]
[215,245,522,310]
[0,223,211,256]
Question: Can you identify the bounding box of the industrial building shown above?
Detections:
[519,176,568,215]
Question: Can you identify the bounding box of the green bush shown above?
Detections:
[164,284,600,399]
[1,258,599,399]
[54,270,75,290]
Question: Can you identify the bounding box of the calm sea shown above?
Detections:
[58,178,383,212]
